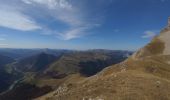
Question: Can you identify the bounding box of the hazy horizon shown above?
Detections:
[0,47,136,52]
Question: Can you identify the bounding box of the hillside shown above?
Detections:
[21,50,130,87]
[36,19,170,100]
[0,55,17,93]
[45,50,131,77]
[0,53,58,99]
[0,50,131,100]
[13,52,58,72]
[0,54,14,67]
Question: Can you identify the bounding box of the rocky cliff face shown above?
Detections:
[35,18,170,100]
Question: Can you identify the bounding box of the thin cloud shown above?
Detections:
[142,31,156,38]
[21,0,99,40]
[57,27,88,40]
[22,0,72,9]
[0,5,41,31]
[0,34,7,37]
[0,0,101,40]
[22,0,79,27]
[0,38,6,41]
[0,43,8,46]
[0,34,7,41]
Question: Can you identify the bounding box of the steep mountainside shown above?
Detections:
[0,69,18,93]
[20,50,131,87]
[0,53,58,99]
[13,52,58,72]
[36,19,170,100]
[0,54,14,67]
[0,50,131,100]
[0,55,17,93]
[45,50,131,77]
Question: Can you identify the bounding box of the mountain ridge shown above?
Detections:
[35,18,170,100]
[0,50,131,100]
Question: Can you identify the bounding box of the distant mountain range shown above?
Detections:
[0,48,72,60]
[13,52,58,72]
[0,49,132,100]
[46,50,131,77]
[35,19,170,100]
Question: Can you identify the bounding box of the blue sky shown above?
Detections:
[0,0,170,50]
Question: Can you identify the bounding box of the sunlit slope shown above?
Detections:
[36,22,170,100]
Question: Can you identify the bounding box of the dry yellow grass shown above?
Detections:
[35,56,170,100]
[35,27,170,100]
[35,69,170,100]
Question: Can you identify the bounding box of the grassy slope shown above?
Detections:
[36,57,170,100]
[0,51,128,100]
[35,30,170,100]
[45,51,127,76]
